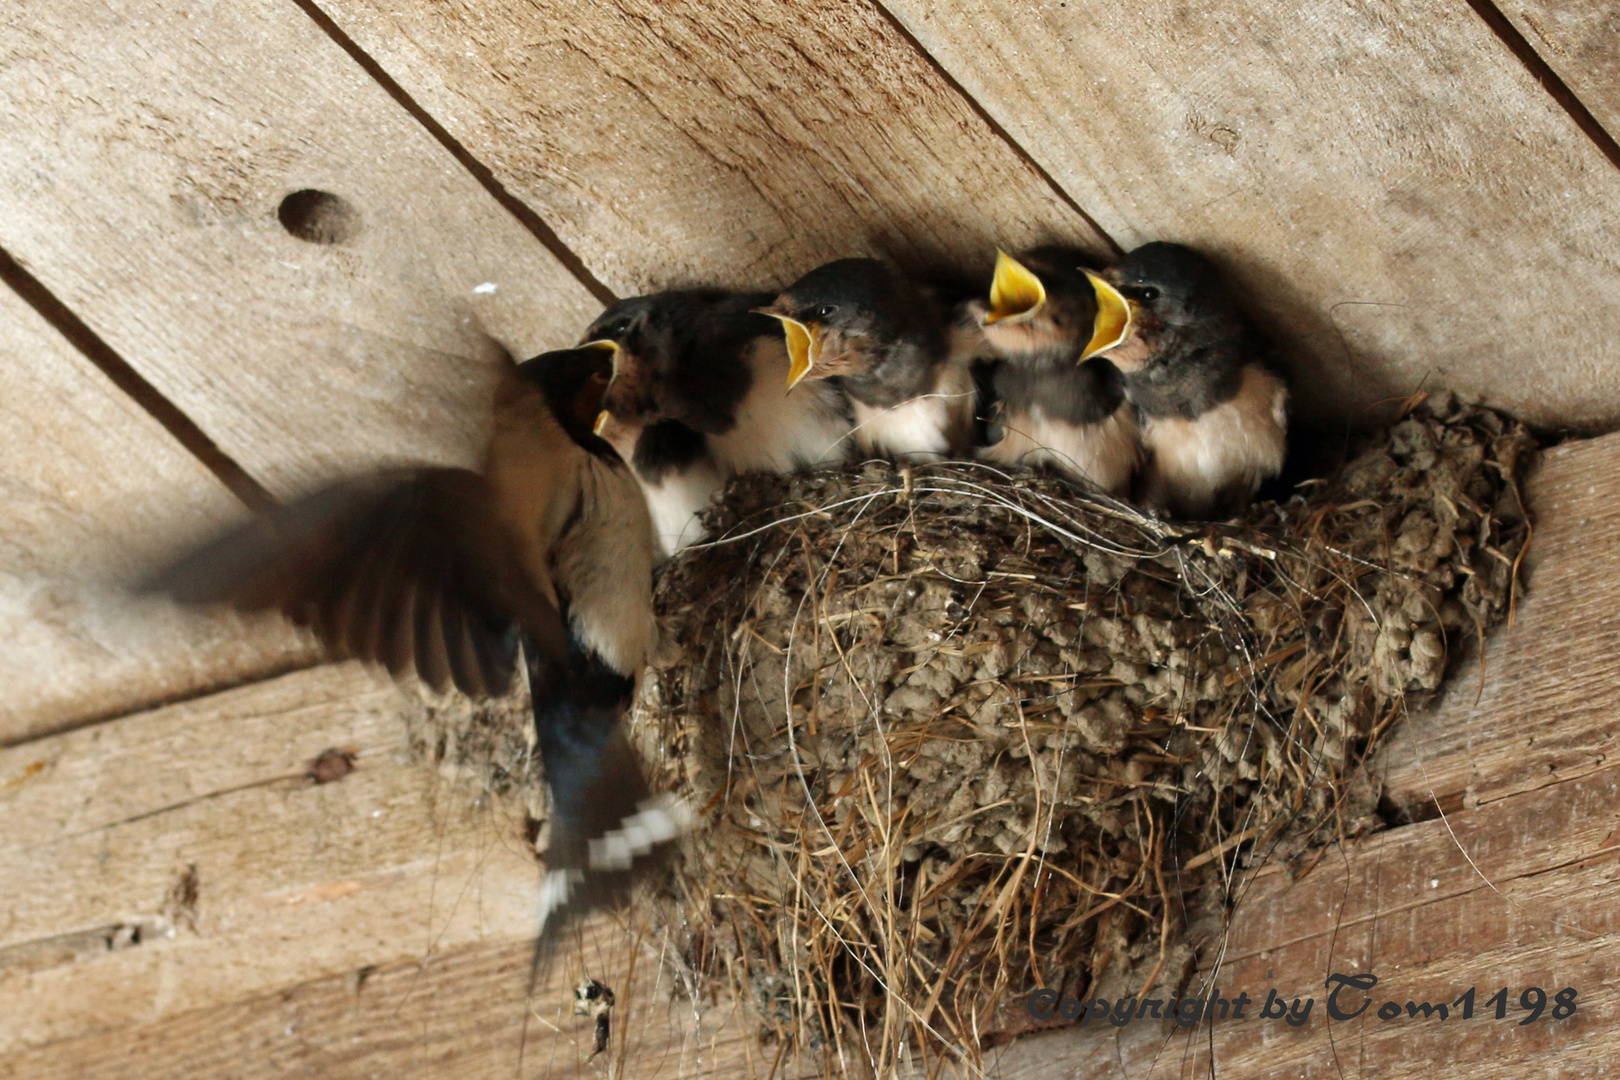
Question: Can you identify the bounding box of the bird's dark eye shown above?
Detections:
[1125,286,1160,303]
[812,304,837,320]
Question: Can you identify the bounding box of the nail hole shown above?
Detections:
[277,189,360,245]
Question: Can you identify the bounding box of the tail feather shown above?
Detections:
[524,641,689,949]
[519,645,689,1073]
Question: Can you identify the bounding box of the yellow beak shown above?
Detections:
[984,250,1046,325]
[1080,270,1134,360]
[580,338,621,359]
[593,410,610,436]
[757,311,822,389]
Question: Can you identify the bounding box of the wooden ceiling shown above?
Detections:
[4,0,1620,1075]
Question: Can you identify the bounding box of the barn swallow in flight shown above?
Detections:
[142,344,685,946]
[1091,242,1288,519]
[585,290,853,552]
[758,258,981,461]
[971,247,1141,496]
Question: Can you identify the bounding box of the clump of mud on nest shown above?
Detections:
[630,393,1533,1069]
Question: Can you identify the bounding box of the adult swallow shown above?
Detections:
[143,344,684,945]
[1092,242,1289,519]
[758,258,981,461]
[971,247,1141,496]
[585,290,853,551]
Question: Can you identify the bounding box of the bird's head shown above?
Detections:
[511,343,622,459]
[973,247,1132,366]
[580,296,681,453]
[755,258,931,390]
[1097,242,1235,371]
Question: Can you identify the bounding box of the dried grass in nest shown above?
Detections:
[632,393,1534,1074]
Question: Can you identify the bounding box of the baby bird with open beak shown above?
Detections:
[587,289,854,553]
[585,292,729,556]
[972,247,1141,496]
[758,258,981,461]
[1092,242,1289,520]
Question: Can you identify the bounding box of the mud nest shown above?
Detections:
[628,393,1533,1071]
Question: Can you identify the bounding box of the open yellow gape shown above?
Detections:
[1081,269,1134,359]
[756,311,822,389]
[580,338,620,434]
[982,251,1134,361]
[985,249,1047,325]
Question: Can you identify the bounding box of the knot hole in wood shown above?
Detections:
[277,189,360,245]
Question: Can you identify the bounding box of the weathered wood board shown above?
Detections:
[0,934,797,1080]
[11,430,1618,1077]
[974,430,1620,1075]
[303,0,1111,296]
[1497,0,1620,139]
[5,0,1620,1074]
[882,0,1620,431]
[0,662,778,1078]
[0,0,600,499]
[0,283,313,746]
[1381,430,1620,815]
[0,666,533,1051]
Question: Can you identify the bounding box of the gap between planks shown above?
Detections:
[862,0,1122,256]
[291,0,618,306]
[0,247,273,514]
[1464,0,1620,172]
[1,0,620,525]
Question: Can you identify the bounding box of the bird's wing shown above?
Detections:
[141,466,567,700]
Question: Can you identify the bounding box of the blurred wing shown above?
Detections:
[143,468,565,698]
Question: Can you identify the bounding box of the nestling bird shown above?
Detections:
[1092,242,1289,519]
[971,247,1141,496]
[586,290,853,552]
[585,292,730,556]
[142,343,684,945]
[758,258,981,461]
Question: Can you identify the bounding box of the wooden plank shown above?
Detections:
[985,762,1620,1078]
[0,0,599,498]
[0,665,537,1051]
[881,0,1620,430]
[0,284,314,746]
[1497,0,1620,138]
[0,934,796,1080]
[0,662,775,1077]
[1381,431,1620,815]
[302,0,1111,295]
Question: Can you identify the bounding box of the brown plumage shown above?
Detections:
[143,344,675,950]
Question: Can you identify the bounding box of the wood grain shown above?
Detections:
[0,665,542,1051]
[0,933,802,1080]
[985,761,1620,1078]
[0,284,314,746]
[1498,0,1620,139]
[882,0,1620,430]
[1381,431,1620,815]
[0,0,600,498]
[305,0,1111,295]
[0,662,785,1078]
